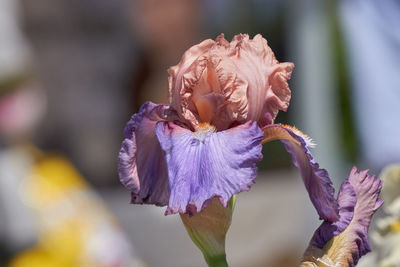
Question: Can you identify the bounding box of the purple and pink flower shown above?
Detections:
[118,34,382,266]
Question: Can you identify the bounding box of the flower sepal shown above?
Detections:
[179,196,236,267]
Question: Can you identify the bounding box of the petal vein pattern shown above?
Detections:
[156,121,263,215]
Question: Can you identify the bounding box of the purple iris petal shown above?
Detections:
[118,102,178,206]
[155,121,263,215]
[262,124,339,222]
[312,179,357,248]
[303,167,383,266]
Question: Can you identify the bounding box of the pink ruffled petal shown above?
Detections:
[168,34,294,131]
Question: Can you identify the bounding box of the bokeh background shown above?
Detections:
[1,0,399,266]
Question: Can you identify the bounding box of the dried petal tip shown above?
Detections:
[301,167,383,267]
[168,34,294,130]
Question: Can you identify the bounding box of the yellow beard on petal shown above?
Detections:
[281,124,316,148]
[193,123,216,141]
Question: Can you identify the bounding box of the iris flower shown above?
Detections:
[119,34,337,220]
[118,34,381,266]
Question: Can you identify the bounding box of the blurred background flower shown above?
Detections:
[0,0,399,266]
[358,164,400,267]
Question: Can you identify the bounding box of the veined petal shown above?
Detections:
[118,102,178,206]
[155,121,263,215]
[301,167,383,267]
[262,124,339,222]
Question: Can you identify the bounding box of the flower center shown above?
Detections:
[193,122,216,141]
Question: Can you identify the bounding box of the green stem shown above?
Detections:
[204,253,229,267]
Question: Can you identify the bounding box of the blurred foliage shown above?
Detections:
[330,1,359,162]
